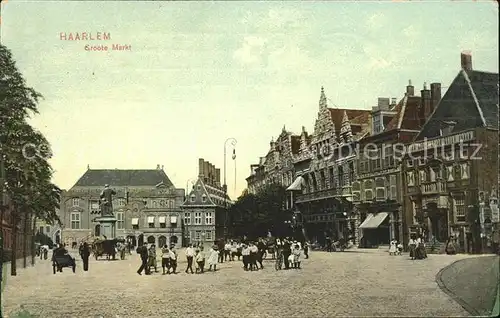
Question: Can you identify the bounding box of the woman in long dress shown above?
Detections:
[208,245,219,272]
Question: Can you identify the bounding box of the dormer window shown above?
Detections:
[202,194,207,202]
[440,121,456,136]
[190,195,195,202]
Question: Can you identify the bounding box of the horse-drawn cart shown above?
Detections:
[92,238,124,260]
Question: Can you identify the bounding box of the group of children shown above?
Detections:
[160,245,178,274]
[388,240,403,256]
[241,242,264,271]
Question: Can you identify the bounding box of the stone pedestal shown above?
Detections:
[95,216,117,240]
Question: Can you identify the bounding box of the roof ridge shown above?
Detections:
[461,69,487,126]
[397,94,409,130]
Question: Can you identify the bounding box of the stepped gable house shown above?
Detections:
[246,126,301,195]
[60,165,185,248]
[403,52,499,253]
[181,159,232,245]
[354,80,438,248]
[290,87,371,245]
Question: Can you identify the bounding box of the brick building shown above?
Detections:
[181,159,231,245]
[60,165,185,248]
[354,81,439,248]
[403,52,499,253]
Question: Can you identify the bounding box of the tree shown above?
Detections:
[230,184,290,239]
[0,44,61,275]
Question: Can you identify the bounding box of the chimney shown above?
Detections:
[156,164,160,170]
[198,158,205,177]
[430,83,441,114]
[391,98,397,106]
[204,161,210,183]
[377,97,390,110]
[215,168,221,187]
[406,80,414,96]
[420,82,431,125]
[210,164,215,185]
[461,51,472,71]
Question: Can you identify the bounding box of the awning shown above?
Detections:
[287,176,305,191]
[131,218,139,225]
[359,212,389,229]
[158,216,166,224]
[147,216,155,224]
[170,216,177,223]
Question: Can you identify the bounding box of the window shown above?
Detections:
[351,181,361,202]
[190,195,195,202]
[195,230,201,240]
[39,226,44,234]
[160,222,166,228]
[118,198,126,207]
[348,162,355,183]
[148,216,155,228]
[454,165,461,181]
[116,211,124,229]
[461,163,469,179]
[329,168,335,188]
[202,194,207,202]
[152,201,158,208]
[384,145,394,168]
[45,225,50,234]
[407,171,415,186]
[338,166,344,187]
[429,167,436,182]
[72,198,80,207]
[205,212,214,225]
[194,212,202,225]
[197,185,201,191]
[454,195,466,223]
[375,177,386,201]
[205,230,213,241]
[390,175,397,200]
[70,212,81,229]
[419,169,427,183]
[407,159,414,167]
[320,170,326,190]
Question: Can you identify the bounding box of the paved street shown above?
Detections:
[2,249,482,317]
[436,255,499,316]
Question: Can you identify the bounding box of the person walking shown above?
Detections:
[161,245,171,275]
[195,246,205,274]
[185,244,195,274]
[136,243,150,275]
[80,242,91,271]
[207,245,219,272]
[303,241,309,259]
[169,247,178,274]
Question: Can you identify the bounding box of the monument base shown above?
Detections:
[95,216,117,240]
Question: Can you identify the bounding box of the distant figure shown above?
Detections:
[136,243,150,275]
[80,242,91,271]
[389,239,397,256]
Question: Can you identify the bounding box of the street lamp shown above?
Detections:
[223,137,237,238]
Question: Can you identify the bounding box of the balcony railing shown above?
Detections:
[421,181,446,195]
[296,188,344,203]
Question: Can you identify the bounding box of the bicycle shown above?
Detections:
[275,249,283,271]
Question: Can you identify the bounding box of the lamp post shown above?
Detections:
[223,138,237,238]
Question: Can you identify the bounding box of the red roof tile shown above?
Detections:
[385,95,422,131]
[328,108,370,134]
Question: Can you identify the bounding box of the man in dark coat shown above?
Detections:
[282,238,292,269]
[136,243,150,275]
[80,242,91,271]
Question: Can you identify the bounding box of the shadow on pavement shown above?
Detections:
[436,255,499,316]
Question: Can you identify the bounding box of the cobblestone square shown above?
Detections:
[2,249,478,317]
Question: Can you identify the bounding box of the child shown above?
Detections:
[161,245,170,275]
[389,240,397,256]
[195,247,205,273]
[397,242,403,255]
[168,247,177,274]
[292,244,301,269]
[241,244,250,271]
[208,245,219,272]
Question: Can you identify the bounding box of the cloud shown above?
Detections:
[233,36,267,64]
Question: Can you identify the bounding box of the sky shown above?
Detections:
[0,0,498,199]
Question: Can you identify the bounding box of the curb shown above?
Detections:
[435,257,498,316]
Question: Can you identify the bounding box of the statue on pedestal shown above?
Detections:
[100,184,116,217]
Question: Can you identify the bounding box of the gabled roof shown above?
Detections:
[181,178,231,207]
[415,70,499,140]
[72,169,174,188]
[328,108,370,135]
[385,95,422,131]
